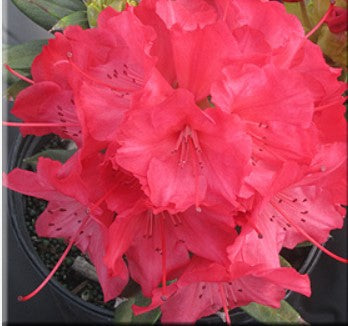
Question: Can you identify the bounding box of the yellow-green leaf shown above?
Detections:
[241,300,308,324]
[114,292,161,324]
[23,149,77,168]
[86,0,126,27]
[296,241,313,248]
[279,255,292,268]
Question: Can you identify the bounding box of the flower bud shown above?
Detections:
[325,6,348,33]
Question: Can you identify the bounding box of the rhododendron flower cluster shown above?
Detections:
[4,0,347,323]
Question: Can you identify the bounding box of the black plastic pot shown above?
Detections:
[5,133,323,324]
[6,133,114,324]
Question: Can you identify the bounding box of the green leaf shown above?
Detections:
[51,11,88,31]
[114,292,161,324]
[133,294,161,324]
[114,298,135,323]
[279,255,292,268]
[48,0,86,11]
[3,39,48,86]
[296,241,313,248]
[3,39,48,70]
[23,149,77,168]
[11,0,85,30]
[241,300,308,324]
[5,80,30,100]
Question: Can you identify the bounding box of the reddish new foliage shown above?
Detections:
[3,0,347,323]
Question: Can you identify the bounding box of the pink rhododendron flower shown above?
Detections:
[115,88,252,212]
[133,256,311,323]
[3,155,129,302]
[211,63,318,164]
[3,0,347,323]
[245,143,347,254]
[105,203,236,296]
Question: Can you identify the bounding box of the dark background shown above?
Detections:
[2,0,347,323]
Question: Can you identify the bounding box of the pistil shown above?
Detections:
[4,64,34,85]
[160,213,168,301]
[271,200,348,263]
[17,187,118,302]
[306,0,336,38]
[218,283,231,325]
[2,121,80,128]
[18,217,88,302]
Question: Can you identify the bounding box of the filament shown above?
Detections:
[66,53,134,93]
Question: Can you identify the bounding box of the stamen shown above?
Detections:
[168,212,178,226]
[173,213,183,225]
[189,135,203,211]
[180,127,190,167]
[66,53,135,93]
[144,213,150,238]
[222,0,229,22]
[248,219,263,239]
[149,212,154,238]
[229,285,237,304]
[2,121,79,128]
[200,110,216,124]
[315,99,345,110]
[4,64,34,85]
[191,129,202,152]
[271,202,348,264]
[144,211,154,238]
[173,129,185,153]
[160,213,167,301]
[306,1,335,38]
[173,126,205,209]
[218,283,231,325]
